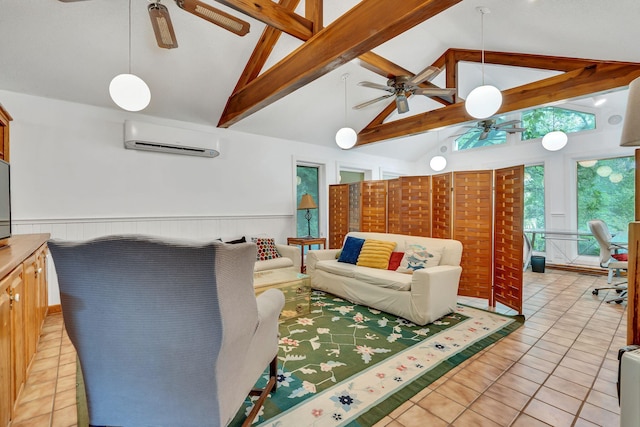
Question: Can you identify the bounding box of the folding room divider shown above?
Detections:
[328,165,524,313]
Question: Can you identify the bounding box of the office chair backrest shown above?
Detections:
[588,219,615,266]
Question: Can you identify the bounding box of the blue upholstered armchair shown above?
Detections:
[49,235,285,426]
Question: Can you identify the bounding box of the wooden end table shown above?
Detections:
[287,237,326,273]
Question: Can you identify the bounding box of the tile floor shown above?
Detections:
[10,269,627,427]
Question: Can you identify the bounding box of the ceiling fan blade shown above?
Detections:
[149,2,179,49]
[407,66,440,86]
[413,87,456,96]
[358,81,394,92]
[175,0,250,36]
[494,119,521,128]
[505,127,527,133]
[353,94,394,110]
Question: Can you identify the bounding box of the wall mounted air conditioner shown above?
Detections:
[124,120,220,158]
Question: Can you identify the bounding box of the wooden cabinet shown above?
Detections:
[0,234,49,425]
[0,105,11,162]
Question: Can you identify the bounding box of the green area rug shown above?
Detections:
[230,290,524,427]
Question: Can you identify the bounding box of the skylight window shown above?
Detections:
[453,116,509,151]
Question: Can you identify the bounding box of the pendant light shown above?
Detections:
[430,156,447,172]
[541,107,568,151]
[335,73,357,149]
[465,7,502,120]
[110,0,151,112]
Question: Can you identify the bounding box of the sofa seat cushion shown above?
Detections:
[254,257,293,272]
[315,259,359,278]
[353,267,412,291]
[315,260,411,291]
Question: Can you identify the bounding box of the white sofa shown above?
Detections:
[254,244,301,273]
[306,231,463,325]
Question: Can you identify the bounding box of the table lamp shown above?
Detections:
[297,193,318,238]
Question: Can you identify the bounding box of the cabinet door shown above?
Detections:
[23,254,37,368]
[0,288,10,427]
[8,266,24,414]
[35,247,48,331]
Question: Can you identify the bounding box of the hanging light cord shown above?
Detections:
[480,9,485,85]
[343,74,349,126]
[128,0,132,74]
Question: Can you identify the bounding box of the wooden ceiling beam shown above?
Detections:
[232,0,302,92]
[450,48,604,72]
[218,0,462,128]
[356,61,640,146]
[305,0,323,33]
[214,0,314,40]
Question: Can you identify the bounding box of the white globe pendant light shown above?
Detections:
[541,131,567,151]
[335,127,357,149]
[430,155,447,172]
[109,74,151,112]
[335,73,357,149]
[465,7,502,119]
[110,0,151,112]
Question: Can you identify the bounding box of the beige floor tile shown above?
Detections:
[416,391,465,423]
[511,413,554,426]
[395,404,448,427]
[552,365,596,388]
[469,394,519,426]
[18,380,56,405]
[483,382,530,411]
[586,389,620,415]
[534,386,582,415]
[452,409,502,427]
[434,378,480,406]
[372,415,393,427]
[524,398,576,426]
[12,394,55,423]
[508,362,549,384]
[9,412,52,427]
[496,372,541,396]
[51,403,77,427]
[578,402,620,427]
[543,375,590,400]
[54,388,76,411]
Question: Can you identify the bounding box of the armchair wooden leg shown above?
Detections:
[243,356,278,427]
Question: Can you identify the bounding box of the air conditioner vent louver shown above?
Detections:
[123,120,220,158]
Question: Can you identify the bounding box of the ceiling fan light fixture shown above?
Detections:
[465,85,502,119]
[148,2,178,49]
[109,73,151,112]
[541,130,567,151]
[620,76,640,146]
[396,93,410,114]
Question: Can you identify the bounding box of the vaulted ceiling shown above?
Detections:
[2,0,640,160]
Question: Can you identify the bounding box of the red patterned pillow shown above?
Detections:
[387,252,404,270]
[252,237,281,261]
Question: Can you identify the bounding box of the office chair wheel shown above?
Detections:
[592,289,599,295]
[616,300,623,304]
[617,289,624,293]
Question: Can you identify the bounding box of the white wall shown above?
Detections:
[0,90,416,304]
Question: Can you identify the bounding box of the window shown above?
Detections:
[296,165,320,238]
[524,165,545,252]
[521,106,596,141]
[340,171,364,184]
[577,156,635,255]
[454,116,509,151]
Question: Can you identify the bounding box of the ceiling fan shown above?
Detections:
[353,66,456,114]
[461,119,527,140]
[58,0,250,49]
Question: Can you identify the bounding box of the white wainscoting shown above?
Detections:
[13,214,295,305]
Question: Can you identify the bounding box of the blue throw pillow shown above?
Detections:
[337,236,365,264]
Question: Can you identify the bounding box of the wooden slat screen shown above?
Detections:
[387,178,401,234]
[453,170,493,301]
[431,173,452,239]
[399,176,431,237]
[328,184,349,249]
[493,166,524,313]
[348,183,361,232]
[360,181,388,232]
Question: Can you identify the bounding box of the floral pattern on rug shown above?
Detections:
[230,291,522,427]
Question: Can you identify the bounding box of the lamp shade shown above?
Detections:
[541,130,568,151]
[429,155,447,172]
[298,193,317,210]
[109,73,151,112]
[620,76,640,146]
[465,85,502,119]
[335,127,357,149]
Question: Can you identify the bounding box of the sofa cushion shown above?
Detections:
[396,243,443,273]
[387,252,404,270]
[252,237,281,261]
[338,236,365,264]
[254,257,293,272]
[353,267,412,291]
[356,239,397,269]
[315,259,359,278]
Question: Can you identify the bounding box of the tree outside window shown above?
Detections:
[524,165,545,252]
[296,165,320,239]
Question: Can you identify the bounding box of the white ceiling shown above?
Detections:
[1,0,639,160]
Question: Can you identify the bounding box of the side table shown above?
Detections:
[287,237,326,273]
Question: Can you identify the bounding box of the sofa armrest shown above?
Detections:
[409,265,463,324]
[276,244,301,271]
[306,249,341,275]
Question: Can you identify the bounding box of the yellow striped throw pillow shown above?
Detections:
[356,239,397,269]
